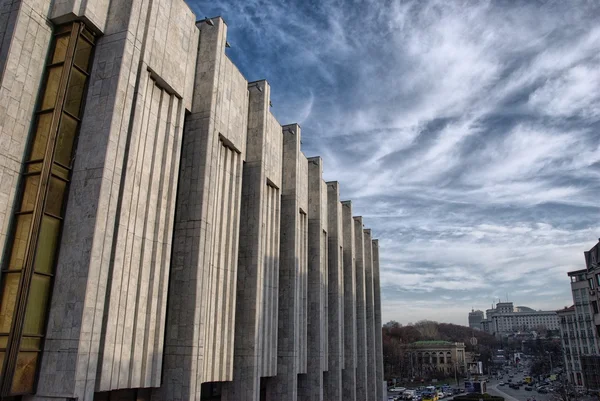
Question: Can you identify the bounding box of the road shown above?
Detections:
[487,378,554,401]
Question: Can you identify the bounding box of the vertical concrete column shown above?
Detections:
[35,2,197,399]
[373,239,384,401]
[221,79,283,401]
[341,202,356,401]
[267,124,308,401]
[324,182,343,401]
[354,217,367,401]
[160,17,247,401]
[298,157,328,401]
[364,229,377,401]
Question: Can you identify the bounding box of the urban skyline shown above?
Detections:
[186,0,600,325]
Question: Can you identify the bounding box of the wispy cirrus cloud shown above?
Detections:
[187,0,600,324]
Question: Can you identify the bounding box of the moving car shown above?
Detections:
[525,387,533,391]
[499,383,506,386]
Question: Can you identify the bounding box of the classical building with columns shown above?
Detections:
[0,1,384,400]
[403,341,467,379]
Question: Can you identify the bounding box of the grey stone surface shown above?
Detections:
[354,217,368,401]
[35,0,198,399]
[364,229,377,401]
[341,201,357,401]
[0,0,53,269]
[158,16,248,401]
[266,124,308,401]
[373,239,384,401]
[50,0,110,32]
[298,157,328,401]
[220,79,283,401]
[324,182,343,401]
[0,2,385,400]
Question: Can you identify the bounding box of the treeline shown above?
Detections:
[383,320,499,350]
[383,320,500,380]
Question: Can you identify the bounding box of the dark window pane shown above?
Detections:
[55,113,78,166]
[81,28,95,44]
[51,163,70,180]
[29,113,53,160]
[52,35,70,64]
[64,68,86,117]
[20,337,41,351]
[45,177,66,216]
[0,273,21,333]
[74,37,92,71]
[54,25,72,35]
[33,215,61,274]
[41,66,63,110]
[10,351,38,394]
[7,214,32,271]
[0,351,4,378]
[20,174,40,212]
[0,335,7,348]
[26,162,42,174]
[22,274,51,335]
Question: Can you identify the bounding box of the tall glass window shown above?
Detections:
[0,22,95,396]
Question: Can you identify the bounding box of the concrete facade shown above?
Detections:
[559,240,600,391]
[0,1,385,401]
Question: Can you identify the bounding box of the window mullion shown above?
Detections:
[1,24,81,397]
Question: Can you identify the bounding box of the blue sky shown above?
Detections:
[186,0,600,325]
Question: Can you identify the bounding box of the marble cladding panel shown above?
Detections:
[0,2,387,400]
[297,151,309,375]
[353,217,367,401]
[36,1,196,399]
[324,182,344,401]
[373,239,384,401]
[221,77,282,401]
[160,16,248,401]
[50,0,110,32]
[341,201,357,401]
[363,229,377,401]
[141,0,197,109]
[0,0,52,270]
[297,157,328,401]
[97,75,183,391]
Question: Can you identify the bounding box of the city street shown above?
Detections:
[484,377,597,401]
[487,379,554,401]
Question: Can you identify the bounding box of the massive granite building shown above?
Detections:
[0,0,384,400]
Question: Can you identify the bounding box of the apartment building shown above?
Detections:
[558,240,600,391]
[475,302,559,336]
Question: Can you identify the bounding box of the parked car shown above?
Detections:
[525,387,533,391]
[538,388,549,394]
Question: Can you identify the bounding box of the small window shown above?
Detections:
[593,301,599,315]
[596,274,600,286]
[590,278,595,289]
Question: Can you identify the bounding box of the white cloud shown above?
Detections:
[189,0,600,325]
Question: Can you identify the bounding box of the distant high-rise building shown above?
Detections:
[468,309,484,329]
[474,302,559,336]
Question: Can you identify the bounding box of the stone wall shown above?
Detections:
[0,2,385,401]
